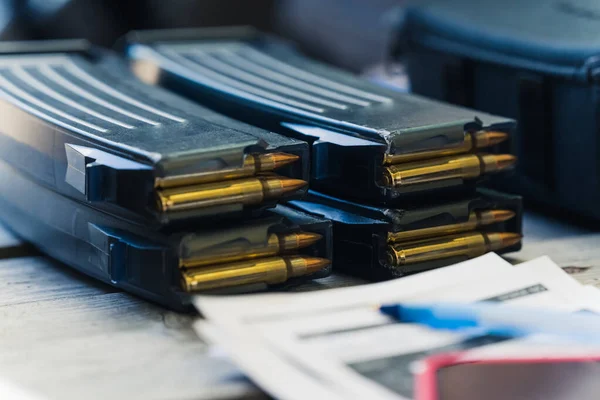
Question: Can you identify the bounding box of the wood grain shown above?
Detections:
[0,257,111,307]
[0,257,263,400]
[507,211,600,287]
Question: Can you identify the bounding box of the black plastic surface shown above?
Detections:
[290,189,522,281]
[400,0,600,219]
[0,40,308,226]
[0,159,331,311]
[402,0,600,78]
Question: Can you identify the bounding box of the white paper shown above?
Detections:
[0,378,44,400]
[196,252,513,323]
[193,255,594,400]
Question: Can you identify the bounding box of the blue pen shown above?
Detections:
[380,302,600,341]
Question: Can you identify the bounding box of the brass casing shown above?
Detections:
[384,134,474,165]
[181,255,330,292]
[182,234,280,269]
[383,154,482,188]
[388,212,479,243]
[387,209,515,243]
[180,232,322,268]
[386,231,521,267]
[156,161,256,189]
[387,232,488,266]
[383,130,508,165]
[156,175,306,214]
[157,176,264,213]
[155,152,299,188]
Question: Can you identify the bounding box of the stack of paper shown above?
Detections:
[192,253,600,400]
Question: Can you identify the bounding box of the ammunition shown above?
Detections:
[156,152,299,188]
[180,231,323,268]
[157,175,307,214]
[181,255,331,292]
[386,232,522,268]
[382,153,516,188]
[384,131,508,165]
[387,209,515,243]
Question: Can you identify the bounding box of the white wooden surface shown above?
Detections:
[510,212,600,286]
[1,211,599,399]
[0,256,264,400]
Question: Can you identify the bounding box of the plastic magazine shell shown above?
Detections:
[289,189,522,280]
[0,39,309,226]
[0,159,331,311]
[121,27,516,204]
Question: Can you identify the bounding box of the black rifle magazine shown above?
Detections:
[0,160,331,311]
[289,189,522,281]
[0,39,309,227]
[121,27,516,205]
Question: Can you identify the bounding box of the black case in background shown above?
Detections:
[399,0,600,218]
[290,189,522,281]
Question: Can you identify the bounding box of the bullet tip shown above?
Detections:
[475,130,509,147]
[280,232,323,251]
[496,154,517,170]
[287,256,331,276]
[294,232,324,250]
[269,152,300,170]
[260,176,308,200]
[481,154,517,173]
[304,257,331,274]
[487,232,522,252]
[280,178,309,195]
[479,209,517,225]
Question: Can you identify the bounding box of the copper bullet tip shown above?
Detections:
[260,176,308,200]
[478,209,516,225]
[280,178,309,195]
[481,154,517,173]
[246,152,300,172]
[474,131,509,148]
[282,232,323,251]
[490,209,516,223]
[265,152,300,170]
[496,154,517,170]
[486,232,522,252]
[287,255,331,276]
[303,257,331,274]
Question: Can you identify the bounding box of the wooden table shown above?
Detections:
[513,212,600,285]
[0,211,599,400]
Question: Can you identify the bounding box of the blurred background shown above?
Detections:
[0,0,405,73]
